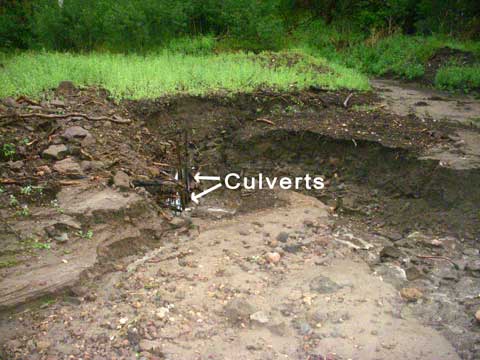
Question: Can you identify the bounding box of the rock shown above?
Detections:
[400,287,423,302]
[80,160,104,172]
[309,275,341,294]
[466,260,480,272]
[54,232,69,243]
[375,263,407,287]
[36,340,51,352]
[138,339,162,355]
[266,252,281,264]
[475,309,480,322]
[36,165,52,176]
[53,157,84,178]
[119,317,128,325]
[276,231,289,243]
[299,322,312,335]
[113,170,130,190]
[224,298,255,323]
[43,144,68,160]
[406,266,423,281]
[303,219,314,227]
[250,311,269,325]
[155,307,169,319]
[62,126,91,140]
[57,81,75,94]
[239,230,250,236]
[169,216,187,228]
[8,160,24,170]
[380,246,404,262]
[50,99,66,107]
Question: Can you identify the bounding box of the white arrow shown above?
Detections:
[191,183,222,204]
[194,172,221,183]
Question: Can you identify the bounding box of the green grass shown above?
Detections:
[435,65,480,92]
[0,50,370,99]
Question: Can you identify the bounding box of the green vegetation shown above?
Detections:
[0,51,369,99]
[0,1,479,95]
[435,65,480,91]
[77,230,94,240]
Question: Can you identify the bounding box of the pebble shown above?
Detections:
[113,170,131,190]
[224,298,255,323]
[276,231,289,243]
[475,309,480,322]
[36,340,51,352]
[266,252,281,264]
[43,144,68,160]
[156,307,169,319]
[400,287,423,302]
[250,311,269,324]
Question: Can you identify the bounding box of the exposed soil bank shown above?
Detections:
[1,84,480,359]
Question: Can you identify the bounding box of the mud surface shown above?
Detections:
[1,82,480,359]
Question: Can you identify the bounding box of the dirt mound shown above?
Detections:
[424,47,477,83]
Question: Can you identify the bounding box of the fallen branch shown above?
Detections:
[343,93,354,108]
[16,96,40,107]
[256,118,275,126]
[0,112,131,124]
[417,255,459,269]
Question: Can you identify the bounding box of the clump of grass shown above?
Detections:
[0,50,370,99]
[435,65,480,92]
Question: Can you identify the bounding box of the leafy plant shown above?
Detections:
[9,195,19,207]
[77,230,94,240]
[2,143,16,159]
[16,205,30,217]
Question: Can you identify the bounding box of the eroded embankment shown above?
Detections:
[1,85,480,359]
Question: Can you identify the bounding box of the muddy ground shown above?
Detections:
[0,80,480,360]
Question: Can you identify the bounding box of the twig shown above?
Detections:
[16,96,40,107]
[256,118,275,126]
[417,255,459,269]
[343,93,354,108]
[0,112,131,124]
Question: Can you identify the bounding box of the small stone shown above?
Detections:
[80,160,104,172]
[299,322,312,335]
[62,126,91,140]
[239,230,250,236]
[406,266,422,281]
[138,339,162,355]
[380,246,404,261]
[50,99,66,107]
[36,340,51,352]
[466,260,480,272]
[119,317,128,325]
[54,232,69,243]
[303,220,314,227]
[169,217,186,228]
[276,231,289,243]
[475,309,480,322]
[53,157,84,178]
[113,170,130,190]
[36,165,52,176]
[155,307,169,319]
[250,311,269,324]
[224,298,255,323]
[266,252,281,264]
[8,160,24,170]
[309,275,341,294]
[400,287,423,302]
[43,144,68,160]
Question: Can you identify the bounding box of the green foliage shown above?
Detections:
[435,65,480,92]
[77,230,94,240]
[344,35,435,79]
[0,50,370,99]
[2,143,16,159]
